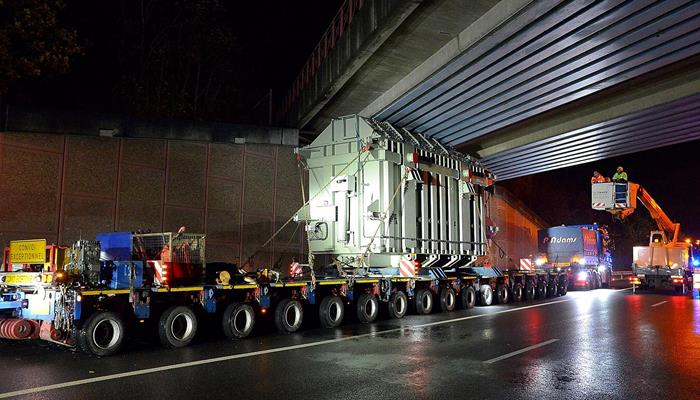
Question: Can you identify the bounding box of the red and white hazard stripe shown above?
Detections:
[289,261,302,277]
[399,257,415,277]
[615,203,627,208]
[150,260,168,285]
[519,258,533,271]
[591,202,605,208]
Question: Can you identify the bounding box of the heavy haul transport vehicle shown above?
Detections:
[0,115,568,356]
[592,181,693,294]
[535,225,613,290]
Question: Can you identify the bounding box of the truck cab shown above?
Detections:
[536,225,612,290]
[632,231,691,293]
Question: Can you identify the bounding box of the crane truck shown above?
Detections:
[0,115,569,356]
[535,224,613,290]
[591,181,692,294]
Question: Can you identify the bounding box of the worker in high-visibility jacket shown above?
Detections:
[591,170,606,183]
[612,166,628,204]
[612,166,628,182]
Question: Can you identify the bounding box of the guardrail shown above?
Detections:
[280,0,365,117]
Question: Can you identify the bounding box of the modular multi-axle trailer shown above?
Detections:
[0,234,568,356]
[0,116,568,356]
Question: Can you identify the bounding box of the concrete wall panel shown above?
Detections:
[61,196,114,244]
[207,178,241,211]
[0,132,317,268]
[2,132,64,153]
[245,143,275,157]
[0,146,61,233]
[275,147,301,189]
[274,189,303,247]
[65,136,118,195]
[206,242,240,265]
[243,153,275,214]
[117,164,164,232]
[122,138,166,168]
[166,142,206,208]
[275,188,302,218]
[209,144,243,181]
[164,206,204,233]
[241,213,272,268]
[488,189,544,269]
[206,208,240,243]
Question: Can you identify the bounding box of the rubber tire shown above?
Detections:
[512,283,524,302]
[222,303,255,339]
[496,284,509,304]
[601,270,610,288]
[438,287,457,312]
[547,281,558,297]
[525,283,536,301]
[388,291,408,319]
[73,323,88,353]
[536,282,547,299]
[275,298,304,333]
[558,280,568,296]
[159,306,198,348]
[414,289,433,315]
[479,285,493,306]
[78,311,124,356]
[356,293,379,323]
[460,286,476,309]
[674,285,688,295]
[559,286,568,296]
[319,296,344,328]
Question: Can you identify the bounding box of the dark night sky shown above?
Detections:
[5,0,344,122]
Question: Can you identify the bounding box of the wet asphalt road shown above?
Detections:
[1,289,699,400]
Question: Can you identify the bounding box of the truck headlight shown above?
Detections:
[535,257,546,266]
[578,258,586,265]
[576,271,588,281]
[597,264,606,272]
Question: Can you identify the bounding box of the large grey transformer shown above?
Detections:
[296,115,495,277]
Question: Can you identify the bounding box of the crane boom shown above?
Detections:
[628,183,680,244]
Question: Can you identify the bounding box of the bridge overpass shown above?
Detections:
[283,0,700,180]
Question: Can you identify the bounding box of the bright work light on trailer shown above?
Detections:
[576,271,588,281]
[578,258,586,265]
[692,259,700,267]
[597,264,606,272]
[535,257,546,266]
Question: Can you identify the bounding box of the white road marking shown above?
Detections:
[0,290,632,399]
[651,300,668,307]
[483,338,560,364]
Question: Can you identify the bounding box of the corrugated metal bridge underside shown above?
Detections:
[373,0,700,180]
[482,92,700,179]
